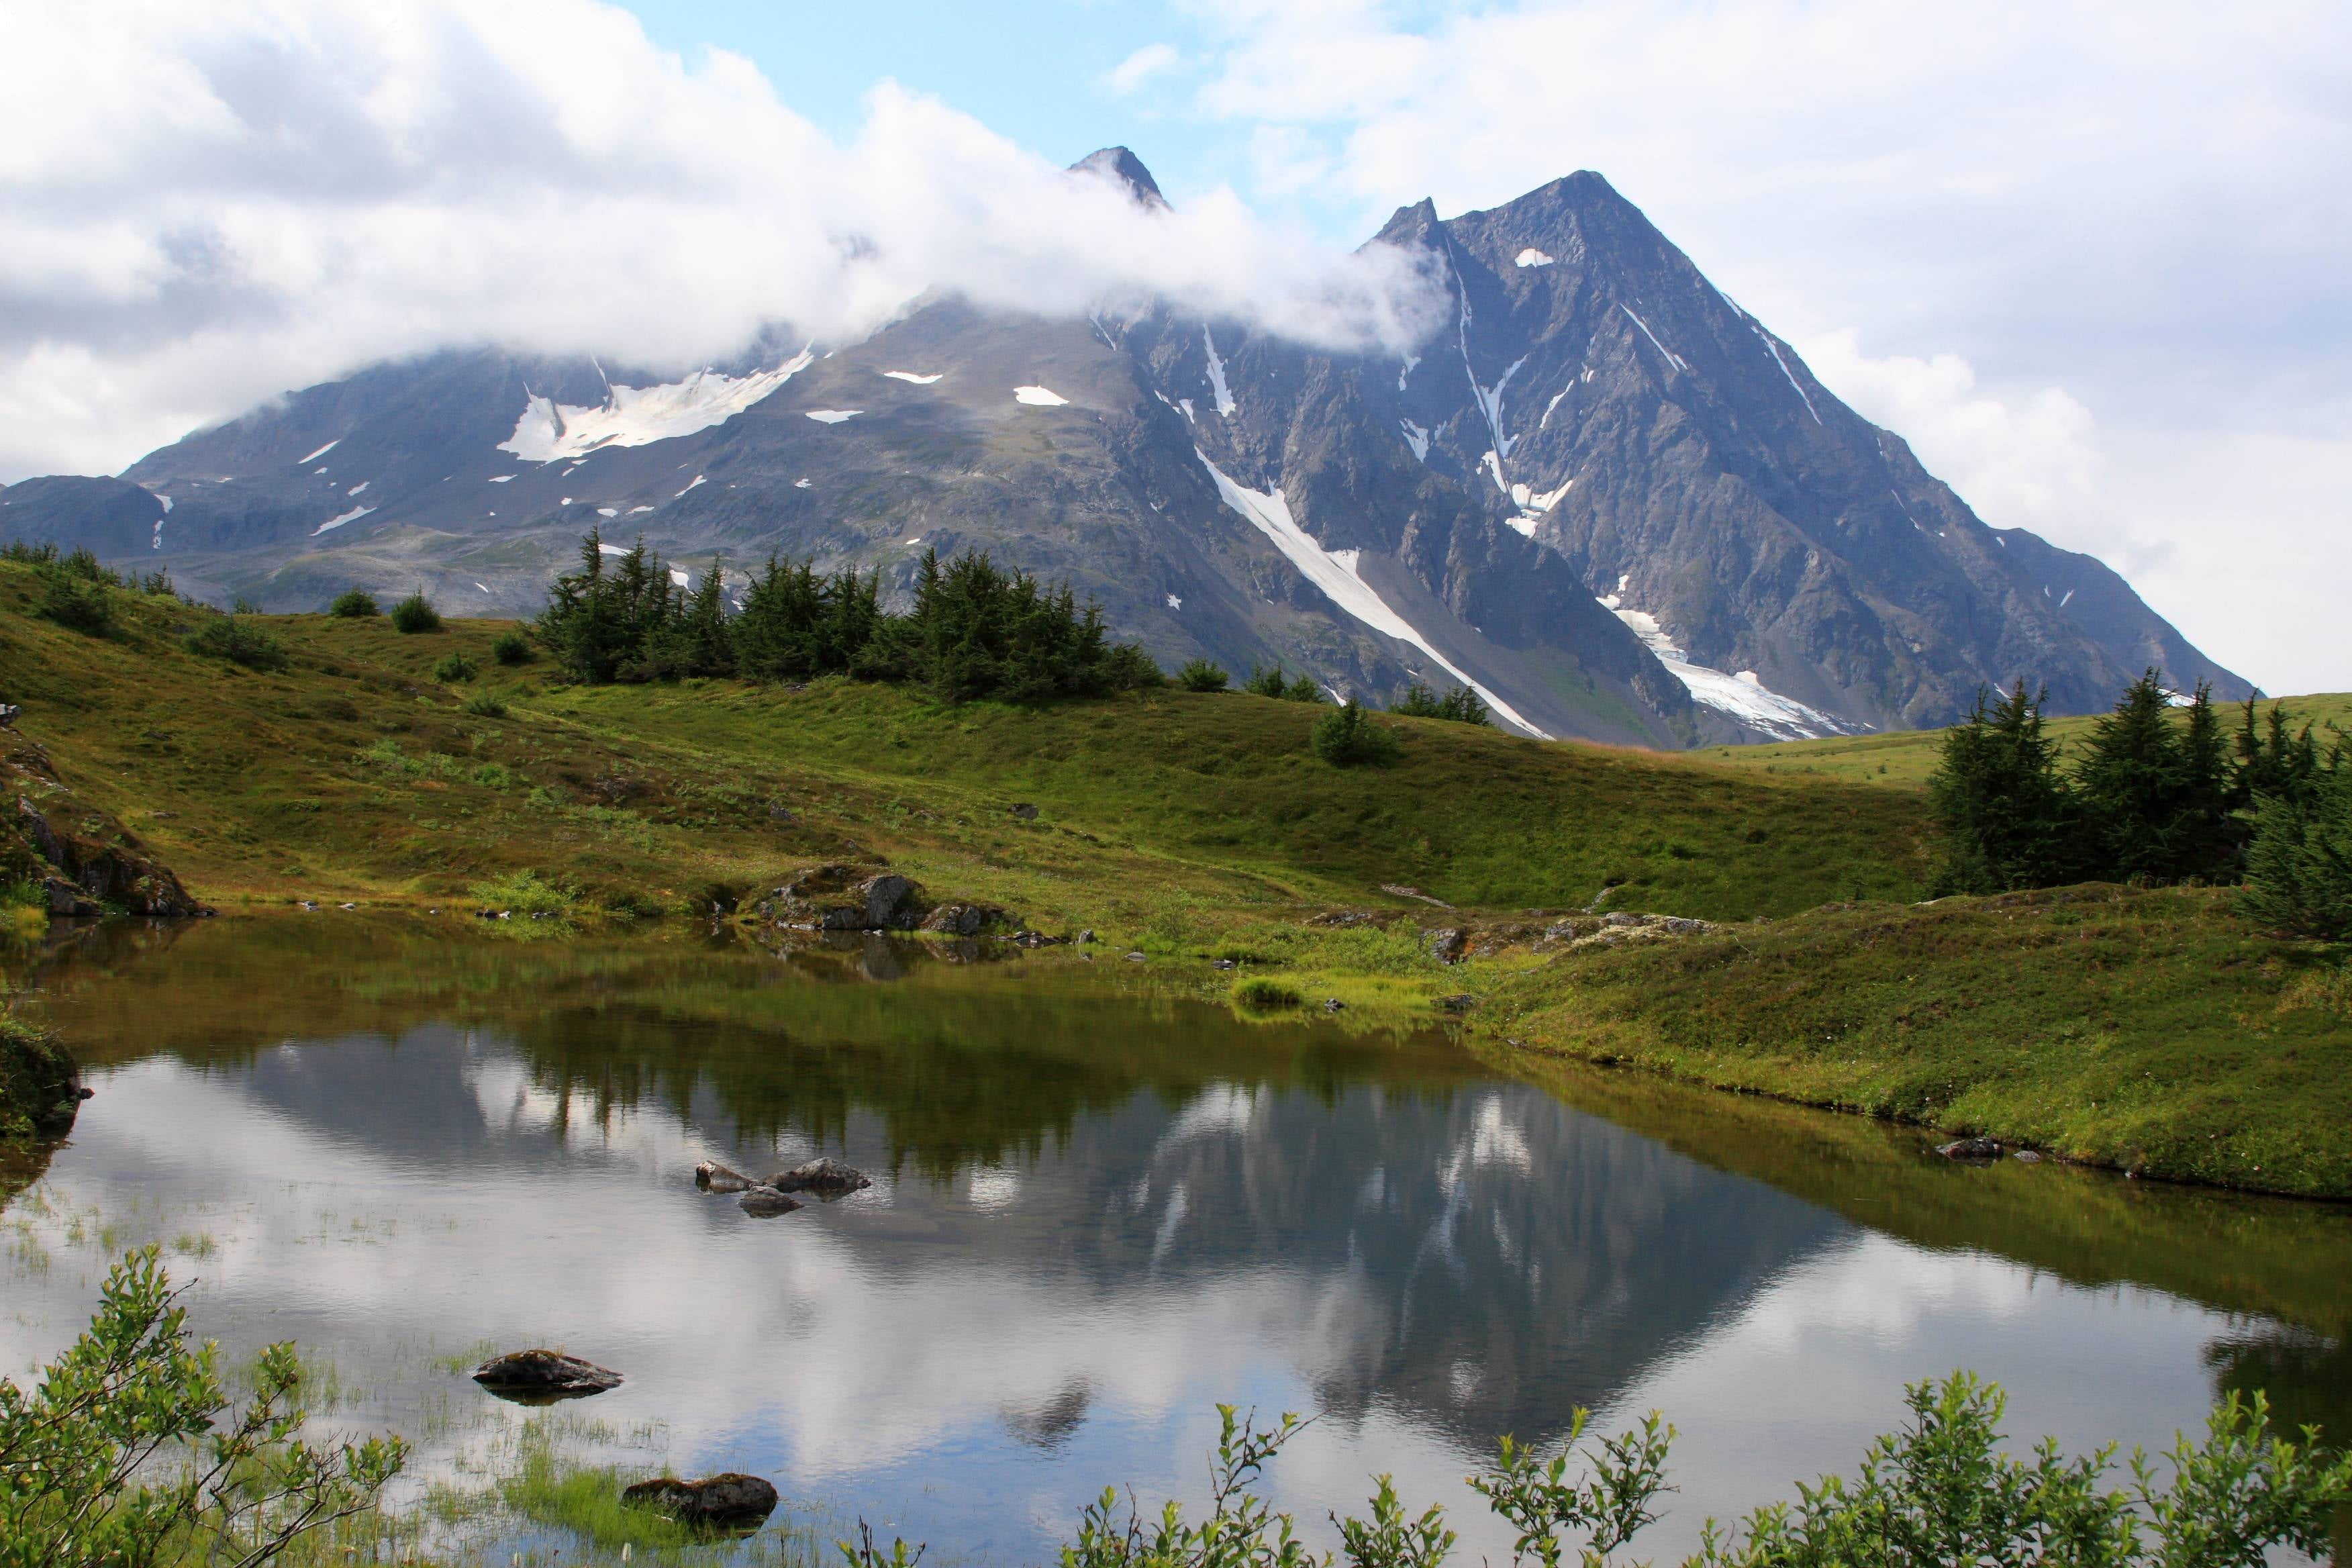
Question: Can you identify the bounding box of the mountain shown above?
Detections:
[0,152,2248,743]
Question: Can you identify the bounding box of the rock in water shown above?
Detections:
[768,1157,872,1196]
[738,1186,803,1217]
[471,1349,622,1402]
[694,1159,753,1193]
[1936,1136,2002,1161]
[621,1472,780,1530]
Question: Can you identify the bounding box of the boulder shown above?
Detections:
[769,1157,871,1196]
[1936,1136,2002,1161]
[738,1186,803,1217]
[471,1349,622,1402]
[767,865,924,931]
[2012,1149,2045,1164]
[1437,994,1476,1014]
[621,1473,780,1530]
[4,736,208,918]
[920,901,1007,936]
[694,1159,754,1193]
[1009,802,1040,820]
[1424,927,1467,963]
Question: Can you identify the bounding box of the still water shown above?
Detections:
[5,916,2348,1562]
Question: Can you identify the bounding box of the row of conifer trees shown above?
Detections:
[1930,673,2349,936]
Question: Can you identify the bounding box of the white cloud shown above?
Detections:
[0,0,1444,481]
[1176,0,2352,693]
[1106,42,1181,94]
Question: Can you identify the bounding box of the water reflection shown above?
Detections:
[4,916,2348,1563]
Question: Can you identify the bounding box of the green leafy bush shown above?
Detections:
[183,616,287,671]
[1042,1379,2352,1568]
[432,650,478,683]
[389,592,440,634]
[1311,699,1400,767]
[467,869,577,916]
[329,588,379,618]
[491,628,532,665]
[1178,658,1230,693]
[462,692,509,718]
[0,1247,405,1567]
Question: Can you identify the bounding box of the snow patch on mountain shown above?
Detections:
[1600,598,1851,740]
[1619,305,1688,373]
[1202,327,1236,416]
[881,371,943,384]
[1514,248,1555,268]
[1400,420,1430,464]
[1195,449,1547,738]
[297,440,339,464]
[1014,385,1069,406]
[804,409,862,424]
[499,352,814,464]
[312,505,373,536]
[675,475,705,497]
[346,481,368,495]
[1755,328,1823,424]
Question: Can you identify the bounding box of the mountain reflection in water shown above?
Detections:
[5,916,2347,1563]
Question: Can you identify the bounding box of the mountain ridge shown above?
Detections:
[0,150,2247,744]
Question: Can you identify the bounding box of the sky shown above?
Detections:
[2,0,2345,692]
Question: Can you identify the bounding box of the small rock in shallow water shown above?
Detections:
[1323,998,1346,1012]
[769,1157,871,1196]
[1936,1137,2002,1161]
[1438,994,1476,1014]
[738,1187,803,1217]
[2012,1149,2044,1163]
[694,1159,753,1193]
[1212,959,1236,971]
[471,1349,622,1402]
[621,1473,779,1530]
[1124,950,1146,963]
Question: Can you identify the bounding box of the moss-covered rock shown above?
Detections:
[0,1010,83,1141]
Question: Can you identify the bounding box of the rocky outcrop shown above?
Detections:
[693,1159,754,1193]
[470,1349,623,1402]
[920,901,1010,936]
[756,865,921,931]
[621,1472,779,1530]
[0,1014,86,1141]
[738,1186,803,1217]
[3,731,207,918]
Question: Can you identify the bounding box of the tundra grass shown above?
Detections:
[0,560,1932,936]
[1472,884,2352,1197]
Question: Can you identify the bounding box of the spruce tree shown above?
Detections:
[2241,742,2352,938]
[2076,672,2234,883]
[1927,682,2079,894]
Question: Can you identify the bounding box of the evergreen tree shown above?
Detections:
[2233,698,2320,810]
[2076,672,2234,883]
[2240,740,2352,939]
[1244,664,1288,698]
[1927,682,2081,895]
[1282,673,1325,703]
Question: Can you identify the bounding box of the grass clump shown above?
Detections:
[388,592,440,634]
[432,650,477,683]
[468,869,577,916]
[462,691,508,718]
[185,615,288,671]
[1230,976,1303,1012]
[328,588,379,618]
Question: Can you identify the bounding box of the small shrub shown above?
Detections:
[38,571,112,636]
[470,762,516,789]
[463,692,508,718]
[491,628,532,665]
[526,785,570,809]
[184,616,287,671]
[1231,977,1303,1012]
[433,651,478,683]
[1177,658,1230,693]
[1244,663,1289,698]
[1311,699,1400,767]
[329,588,379,618]
[231,596,262,615]
[135,569,175,597]
[389,592,441,633]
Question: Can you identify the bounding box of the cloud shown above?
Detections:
[1106,42,1181,94]
[0,0,1445,481]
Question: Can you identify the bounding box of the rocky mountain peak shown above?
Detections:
[1068,146,1169,210]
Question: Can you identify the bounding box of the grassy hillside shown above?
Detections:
[1475,884,2352,1197]
[1700,691,2352,788]
[0,560,1932,934]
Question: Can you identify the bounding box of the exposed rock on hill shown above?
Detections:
[3,730,207,918]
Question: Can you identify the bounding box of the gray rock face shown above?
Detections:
[764,865,922,931]
[0,157,2244,742]
[471,1349,622,1401]
[620,1472,779,1529]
